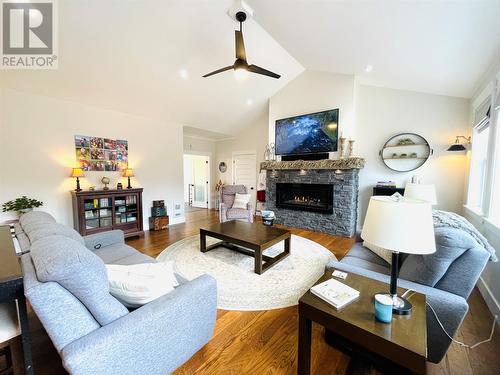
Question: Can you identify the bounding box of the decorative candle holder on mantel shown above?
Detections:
[339,134,347,159]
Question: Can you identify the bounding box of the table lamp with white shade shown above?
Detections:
[404,183,437,205]
[361,196,436,315]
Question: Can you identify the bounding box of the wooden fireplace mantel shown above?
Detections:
[260,157,365,171]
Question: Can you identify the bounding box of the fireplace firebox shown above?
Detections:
[276,183,333,214]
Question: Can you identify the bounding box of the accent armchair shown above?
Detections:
[219,185,254,223]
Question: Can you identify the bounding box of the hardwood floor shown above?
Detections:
[29,209,499,374]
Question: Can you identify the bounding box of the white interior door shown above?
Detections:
[232,153,257,210]
[184,154,209,208]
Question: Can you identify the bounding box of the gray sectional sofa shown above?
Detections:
[327,226,491,363]
[15,211,217,375]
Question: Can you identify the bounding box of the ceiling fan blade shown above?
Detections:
[235,30,246,61]
[202,65,234,78]
[247,64,281,79]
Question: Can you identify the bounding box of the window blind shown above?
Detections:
[474,97,491,127]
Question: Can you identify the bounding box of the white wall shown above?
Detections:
[356,85,470,219]
[269,71,356,146]
[0,89,185,227]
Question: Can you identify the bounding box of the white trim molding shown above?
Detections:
[477,277,500,326]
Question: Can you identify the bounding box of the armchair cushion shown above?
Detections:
[226,208,251,220]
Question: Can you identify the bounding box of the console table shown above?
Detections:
[0,226,33,374]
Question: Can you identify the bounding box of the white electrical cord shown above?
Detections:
[401,289,498,349]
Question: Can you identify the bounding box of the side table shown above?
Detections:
[0,226,33,374]
[298,269,427,374]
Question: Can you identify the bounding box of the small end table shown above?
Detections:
[0,226,33,374]
[298,269,427,374]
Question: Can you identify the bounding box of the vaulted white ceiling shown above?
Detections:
[0,0,304,135]
[248,0,500,98]
[1,0,499,135]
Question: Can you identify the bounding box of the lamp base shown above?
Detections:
[378,293,412,315]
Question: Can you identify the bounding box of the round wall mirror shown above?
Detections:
[219,162,227,173]
[379,133,432,172]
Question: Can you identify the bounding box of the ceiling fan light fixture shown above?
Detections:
[234,67,249,80]
[202,8,280,80]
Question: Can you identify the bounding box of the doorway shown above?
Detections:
[232,152,257,210]
[183,154,210,210]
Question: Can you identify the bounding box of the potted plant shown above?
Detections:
[2,196,43,215]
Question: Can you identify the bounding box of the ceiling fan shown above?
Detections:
[203,11,281,79]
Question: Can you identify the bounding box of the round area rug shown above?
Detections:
[156,234,336,311]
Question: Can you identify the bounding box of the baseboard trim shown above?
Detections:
[477,276,500,326]
[170,216,186,225]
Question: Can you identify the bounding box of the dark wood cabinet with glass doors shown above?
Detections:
[71,188,144,238]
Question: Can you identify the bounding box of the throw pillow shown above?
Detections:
[232,193,251,209]
[106,262,179,308]
[363,241,393,265]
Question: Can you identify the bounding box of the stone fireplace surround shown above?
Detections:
[261,158,364,237]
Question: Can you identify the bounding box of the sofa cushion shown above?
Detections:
[344,243,391,267]
[109,252,156,265]
[93,243,139,264]
[363,241,393,265]
[399,227,474,287]
[19,211,55,230]
[28,223,84,245]
[340,256,391,275]
[30,235,128,326]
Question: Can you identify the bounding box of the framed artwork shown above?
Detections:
[75,135,128,171]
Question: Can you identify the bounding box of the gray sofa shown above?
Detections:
[327,226,491,363]
[16,211,217,375]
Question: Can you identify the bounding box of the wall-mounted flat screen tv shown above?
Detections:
[275,108,339,156]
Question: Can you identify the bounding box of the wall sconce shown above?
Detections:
[299,169,307,176]
[447,136,471,152]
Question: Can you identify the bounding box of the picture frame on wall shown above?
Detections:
[75,135,128,172]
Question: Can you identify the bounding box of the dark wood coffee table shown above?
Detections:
[200,221,291,274]
[298,269,427,374]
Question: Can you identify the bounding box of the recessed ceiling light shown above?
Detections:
[247,99,253,105]
[179,69,188,79]
[365,65,373,73]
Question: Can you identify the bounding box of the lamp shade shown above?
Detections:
[123,168,134,177]
[361,196,436,255]
[404,183,437,205]
[70,168,85,177]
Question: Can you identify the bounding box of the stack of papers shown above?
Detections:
[310,279,360,309]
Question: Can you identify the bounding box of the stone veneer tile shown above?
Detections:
[265,169,359,237]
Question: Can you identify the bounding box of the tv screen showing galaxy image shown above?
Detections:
[275,109,339,155]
